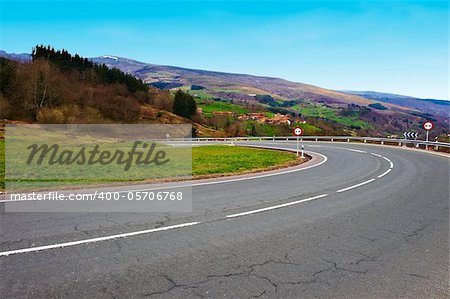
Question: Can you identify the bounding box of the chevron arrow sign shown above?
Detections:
[403,132,419,139]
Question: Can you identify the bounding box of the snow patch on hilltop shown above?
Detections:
[100,55,118,61]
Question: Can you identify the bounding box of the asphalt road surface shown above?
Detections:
[0,141,449,298]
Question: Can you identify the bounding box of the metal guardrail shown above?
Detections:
[158,136,450,151]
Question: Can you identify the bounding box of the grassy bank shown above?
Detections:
[192,145,297,176]
[0,143,298,191]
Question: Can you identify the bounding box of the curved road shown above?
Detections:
[0,141,448,298]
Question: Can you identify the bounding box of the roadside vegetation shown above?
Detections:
[192,145,297,176]
[0,143,299,191]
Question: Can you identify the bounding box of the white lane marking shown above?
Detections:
[370,153,382,158]
[1,151,328,203]
[0,222,200,257]
[382,156,394,169]
[328,146,367,153]
[345,148,367,153]
[336,179,376,193]
[377,168,392,178]
[226,194,328,218]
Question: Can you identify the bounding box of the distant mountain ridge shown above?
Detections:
[340,90,449,117]
[1,50,444,107]
[0,50,31,63]
[340,90,448,104]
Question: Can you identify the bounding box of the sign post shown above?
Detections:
[423,121,434,150]
[293,127,303,157]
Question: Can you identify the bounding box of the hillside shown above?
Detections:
[92,56,377,106]
[1,49,448,137]
[0,47,221,137]
[91,55,448,137]
[340,90,449,118]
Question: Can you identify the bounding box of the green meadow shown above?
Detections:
[0,141,297,191]
[196,99,249,114]
[292,102,372,129]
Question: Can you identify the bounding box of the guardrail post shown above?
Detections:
[364,139,367,143]
[398,142,402,146]
[331,138,334,142]
[381,141,384,145]
[315,138,318,141]
[347,139,350,142]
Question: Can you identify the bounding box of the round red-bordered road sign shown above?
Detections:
[293,127,303,136]
[423,121,434,131]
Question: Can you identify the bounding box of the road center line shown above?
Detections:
[382,156,394,169]
[0,222,200,257]
[336,179,376,193]
[345,148,367,153]
[377,168,392,178]
[226,194,328,218]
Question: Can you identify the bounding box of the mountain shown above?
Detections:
[0,50,31,63]
[92,55,450,136]
[91,55,379,106]
[340,90,449,118]
[1,49,447,136]
[90,55,149,74]
[0,48,221,137]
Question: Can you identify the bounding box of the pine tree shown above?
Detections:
[172,90,197,119]
[173,90,188,117]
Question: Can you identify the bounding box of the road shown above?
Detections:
[0,141,448,298]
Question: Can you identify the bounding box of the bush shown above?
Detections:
[368,103,387,110]
[191,85,205,90]
[0,95,11,119]
[37,105,105,123]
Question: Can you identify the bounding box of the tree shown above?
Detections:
[172,90,197,119]
[32,44,148,93]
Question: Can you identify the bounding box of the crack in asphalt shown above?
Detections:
[407,273,430,279]
[320,258,368,275]
[141,255,345,298]
[143,274,196,297]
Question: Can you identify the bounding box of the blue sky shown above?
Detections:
[0,0,448,99]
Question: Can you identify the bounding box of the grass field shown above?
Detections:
[196,99,249,114]
[213,88,243,93]
[186,89,214,100]
[192,145,297,175]
[0,143,297,191]
[293,102,371,129]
